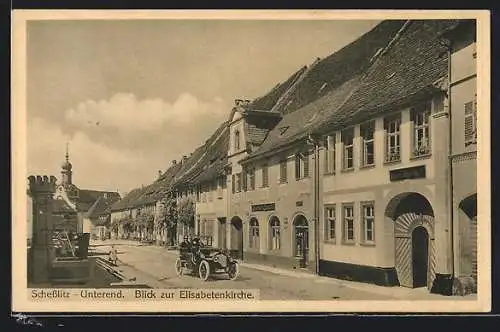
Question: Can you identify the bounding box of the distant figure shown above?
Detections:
[108,245,118,265]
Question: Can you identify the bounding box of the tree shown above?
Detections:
[157,193,178,246]
[177,195,195,231]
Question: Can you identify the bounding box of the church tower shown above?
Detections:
[61,143,73,186]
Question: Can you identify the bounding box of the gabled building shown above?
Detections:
[49,147,120,238]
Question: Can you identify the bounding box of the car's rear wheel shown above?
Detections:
[227,262,239,281]
[198,260,210,281]
[175,258,183,276]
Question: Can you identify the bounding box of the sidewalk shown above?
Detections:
[90,239,476,300]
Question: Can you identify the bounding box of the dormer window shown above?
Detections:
[234,130,241,151]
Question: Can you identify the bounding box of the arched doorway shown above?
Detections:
[269,216,281,251]
[293,215,309,268]
[249,218,260,250]
[385,192,435,289]
[412,226,429,287]
[230,216,243,259]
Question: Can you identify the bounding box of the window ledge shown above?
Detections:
[384,159,401,166]
[410,153,432,161]
[324,171,336,177]
[279,181,288,185]
[323,240,336,245]
[360,242,376,247]
[359,164,375,170]
[341,241,355,246]
[340,168,355,173]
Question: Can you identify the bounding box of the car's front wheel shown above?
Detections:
[198,260,210,281]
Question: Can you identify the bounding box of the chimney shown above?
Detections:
[172,160,177,166]
[183,155,188,162]
[158,170,162,178]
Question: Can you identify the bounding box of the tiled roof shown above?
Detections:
[78,189,120,205]
[242,75,362,162]
[86,194,121,218]
[172,121,229,188]
[249,66,308,111]
[273,20,408,116]
[242,19,458,163]
[52,199,77,214]
[314,19,458,133]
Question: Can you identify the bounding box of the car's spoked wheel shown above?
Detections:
[175,258,183,276]
[198,260,210,281]
[227,262,239,281]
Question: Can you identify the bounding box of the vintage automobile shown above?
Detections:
[174,238,239,281]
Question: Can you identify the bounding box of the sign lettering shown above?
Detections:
[389,165,426,182]
[251,203,275,212]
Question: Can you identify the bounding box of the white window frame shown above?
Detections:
[261,164,269,188]
[325,205,336,242]
[295,152,309,180]
[324,135,336,174]
[361,203,375,244]
[248,168,256,190]
[361,121,375,167]
[234,130,241,151]
[341,128,354,170]
[279,159,288,183]
[411,103,431,157]
[342,204,355,243]
[384,115,401,163]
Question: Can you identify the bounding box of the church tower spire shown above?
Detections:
[61,142,73,186]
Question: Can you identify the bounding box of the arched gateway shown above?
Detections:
[385,192,436,289]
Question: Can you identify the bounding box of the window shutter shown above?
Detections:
[464,101,474,144]
[295,155,300,180]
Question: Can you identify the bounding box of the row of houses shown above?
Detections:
[108,19,478,295]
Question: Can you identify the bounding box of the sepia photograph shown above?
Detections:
[12,10,490,312]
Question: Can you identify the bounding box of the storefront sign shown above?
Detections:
[390,165,426,182]
[251,203,275,212]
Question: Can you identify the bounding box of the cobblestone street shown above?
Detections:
[91,240,477,301]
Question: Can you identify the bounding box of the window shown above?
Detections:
[360,121,375,166]
[234,130,241,151]
[269,217,280,250]
[325,206,336,242]
[411,102,431,157]
[242,170,247,191]
[384,114,401,162]
[261,164,269,187]
[342,204,354,243]
[324,135,336,174]
[216,178,223,198]
[196,187,201,202]
[341,128,354,170]
[236,173,242,192]
[231,174,235,194]
[248,168,255,190]
[295,152,309,180]
[249,218,260,249]
[362,203,375,244]
[279,160,288,183]
[465,95,477,146]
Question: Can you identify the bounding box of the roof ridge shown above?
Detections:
[270,62,318,113]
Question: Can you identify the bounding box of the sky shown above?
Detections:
[26,19,380,195]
